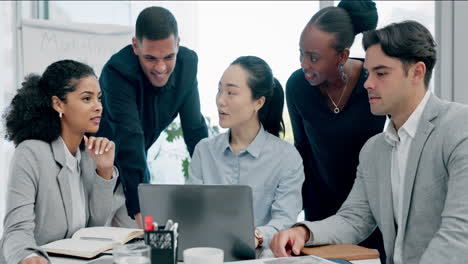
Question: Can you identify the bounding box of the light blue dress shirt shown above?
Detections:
[188,126,305,246]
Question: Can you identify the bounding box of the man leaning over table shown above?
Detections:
[97,6,208,228]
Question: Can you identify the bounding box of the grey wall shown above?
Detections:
[436,1,468,104]
[453,1,468,104]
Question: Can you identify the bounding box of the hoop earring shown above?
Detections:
[59,112,63,119]
[339,64,348,83]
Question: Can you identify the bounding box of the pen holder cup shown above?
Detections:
[144,228,178,264]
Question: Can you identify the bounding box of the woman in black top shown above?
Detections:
[286,0,386,261]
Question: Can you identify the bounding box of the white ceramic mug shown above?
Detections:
[183,247,224,264]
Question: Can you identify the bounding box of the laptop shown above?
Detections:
[138,184,256,261]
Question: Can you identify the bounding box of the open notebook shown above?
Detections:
[41,227,143,258]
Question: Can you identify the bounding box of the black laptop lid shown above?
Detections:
[138,184,256,261]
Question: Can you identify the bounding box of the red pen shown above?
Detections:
[145,216,154,231]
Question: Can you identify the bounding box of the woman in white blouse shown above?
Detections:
[0,60,118,264]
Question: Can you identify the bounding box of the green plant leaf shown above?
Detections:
[182,157,190,180]
[165,122,183,142]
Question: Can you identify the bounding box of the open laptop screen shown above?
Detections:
[138,184,256,261]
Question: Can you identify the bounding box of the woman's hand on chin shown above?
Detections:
[84,135,115,180]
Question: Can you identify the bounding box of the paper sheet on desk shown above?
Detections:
[263,255,335,264]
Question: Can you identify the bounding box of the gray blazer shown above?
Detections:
[303,94,468,264]
[0,138,118,264]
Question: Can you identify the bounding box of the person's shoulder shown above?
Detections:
[264,132,291,148]
[100,45,142,93]
[173,46,198,88]
[264,135,305,172]
[103,45,140,77]
[440,100,468,120]
[106,44,135,66]
[286,69,307,94]
[424,98,468,159]
[195,136,212,148]
[16,139,51,153]
[264,133,302,160]
[421,95,466,125]
[177,46,198,63]
[209,132,228,146]
[14,139,53,164]
[286,69,305,85]
[196,133,226,151]
[437,99,468,134]
[360,132,386,156]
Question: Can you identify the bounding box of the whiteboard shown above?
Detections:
[21,19,133,78]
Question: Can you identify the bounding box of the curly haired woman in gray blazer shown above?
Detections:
[1,60,119,264]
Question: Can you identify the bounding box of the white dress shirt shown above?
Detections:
[384,91,430,264]
[61,137,87,235]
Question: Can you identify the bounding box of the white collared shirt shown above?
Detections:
[384,91,430,264]
[60,137,87,235]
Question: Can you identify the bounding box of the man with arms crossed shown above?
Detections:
[271,20,468,264]
[98,7,208,227]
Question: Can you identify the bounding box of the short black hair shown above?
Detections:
[3,60,96,146]
[308,0,378,53]
[231,56,285,138]
[362,20,437,88]
[135,6,178,42]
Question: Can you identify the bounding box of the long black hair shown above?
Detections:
[308,0,378,52]
[3,60,96,146]
[231,56,285,137]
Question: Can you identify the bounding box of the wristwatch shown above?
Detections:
[254,228,264,248]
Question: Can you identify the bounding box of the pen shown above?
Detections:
[145,216,154,231]
[172,222,179,250]
[164,219,173,230]
[170,223,178,232]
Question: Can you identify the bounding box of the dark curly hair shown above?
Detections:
[3,60,96,146]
